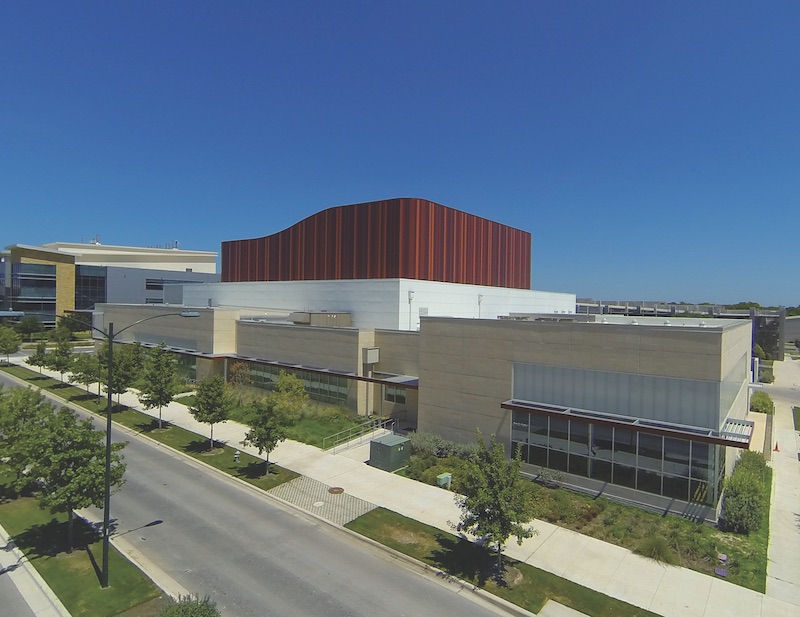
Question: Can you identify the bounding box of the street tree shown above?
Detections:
[0,387,55,495]
[241,399,290,476]
[15,315,42,342]
[98,341,137,406]
[190,376,233,450]
[47,336,74,383]
[26,340,48,374]
[139,343,178,429]
[71,352,101,394]
[34,407,126,552]
[0,324,22,364]
[455,431,536,577]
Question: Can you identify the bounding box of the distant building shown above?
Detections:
[92,199,753,520]
[0,241,218,326]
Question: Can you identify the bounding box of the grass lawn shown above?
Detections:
[0,474,161,617]
[794,407,800,431]
[346,508,660,617]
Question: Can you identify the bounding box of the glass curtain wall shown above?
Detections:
[511,411,723,505]
[246,361,349,405]
[11,263,57,320]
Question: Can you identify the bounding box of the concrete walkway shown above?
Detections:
[5,355,800,617]
[764,359,800,605]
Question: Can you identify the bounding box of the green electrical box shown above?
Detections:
[369,434,411,472]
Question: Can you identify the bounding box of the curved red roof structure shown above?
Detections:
[221,198,531,289]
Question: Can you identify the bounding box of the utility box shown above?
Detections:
[369,434,410,472]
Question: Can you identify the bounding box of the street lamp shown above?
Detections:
[55,309,199,588]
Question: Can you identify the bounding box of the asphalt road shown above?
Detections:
[0,369,502,617]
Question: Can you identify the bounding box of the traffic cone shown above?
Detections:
[774,442,780,452]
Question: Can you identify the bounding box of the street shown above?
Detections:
[0,369,502,617]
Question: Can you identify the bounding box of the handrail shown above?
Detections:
[322,417,395,452]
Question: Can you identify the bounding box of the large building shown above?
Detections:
[0,242,218,326]
[92,199,754,519]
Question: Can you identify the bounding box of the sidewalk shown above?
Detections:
[5,355,800,617]
[764,359,800,605]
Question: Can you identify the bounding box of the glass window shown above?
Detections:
[663,437,690,478]
[529,415,548,446]
[663,475,690,501]
[569,455,588,477]
[613,428,636,467]
[568,421,590,456]
[637,468,662,494]
[690,442,712,480]
[590,424,614,461]
[549,449,568,472]
[528,445,547,467]
[613,464,636,489]
[513,443,529,464]
[589,459,612,483]
[550,418,569,452]
[512,413,529,443]
[638,433,663,472]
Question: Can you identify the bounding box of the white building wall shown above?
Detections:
[178,279,576,331]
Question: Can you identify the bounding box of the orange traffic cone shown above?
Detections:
[774,442,780,452]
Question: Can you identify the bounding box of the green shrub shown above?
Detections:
[407,431,478,460]
[753,344,766,360]
[635,536,678,564]
[758,367,774,384]
[750,391,774,414]
[719,452,767,535]
[158,595,220,617]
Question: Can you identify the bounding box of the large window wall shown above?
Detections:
[245,361,350,405]
[75,265,107,310]
[511,411,723,505]
[10,263,57,318]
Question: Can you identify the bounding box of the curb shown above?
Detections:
[0,522,72,617]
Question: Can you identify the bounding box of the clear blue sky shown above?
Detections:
[2,2,798,306]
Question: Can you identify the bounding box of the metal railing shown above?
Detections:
[322,417,395,453]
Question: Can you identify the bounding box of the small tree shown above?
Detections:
[190,376,232,450]
[271,370,309,417]
[47,337,74,383]
[98,341,137,405]
[139,343,178,429]
[750,391,774,414]
[229,361,251,388]
[719,452,767,535]
[455,431,537,577]
[15,315,42,342]
[241,400,290,476]
[26,340,48,374]
[0,324,22,364]
[34,407,126,552]
[71,352,101,394]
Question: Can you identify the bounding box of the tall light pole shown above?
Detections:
[55,309,199,588]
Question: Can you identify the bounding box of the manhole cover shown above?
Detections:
[312,501,324,507]
[328,487,344,494]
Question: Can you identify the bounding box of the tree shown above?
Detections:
[158,595,220,617]
[241,400,290,476]
[46,336,73,383]
[139,343,178,429]
[0,387,55,495]
[719,451,767,535]
[49,325,72,344]
[58,312,91,333]
[271,371,309,417]
[71,352,100,394]
[98,341,137,406]
[190,376,232,450]
[455,432,537,576]
[229,361,251,387]
[26,340,48,374]
[0,324,22,364]
[15,315,42,342]
[34,407,126,552]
